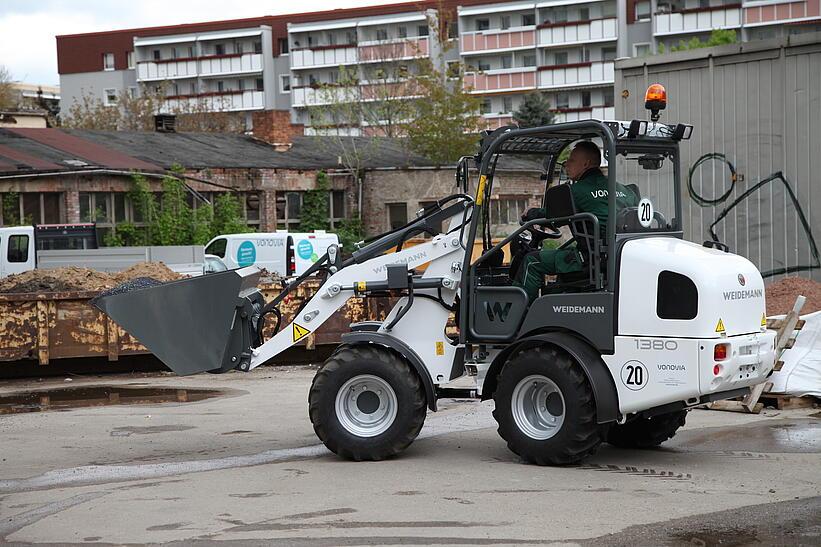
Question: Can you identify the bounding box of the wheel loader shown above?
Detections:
[94,85,777,465]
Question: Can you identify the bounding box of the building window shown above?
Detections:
[0,192,62,226]
[104,88,118,106]
[475,18,490,31]
[581,91,591,107]
[275,39,285,55]
[376,28,388,41]
[128,86,137,98]
[555,51,568,65]
[603,88,614,107]
[417,25,429,37]
[633,43,651,57]
[190,82,197,95]
[555,92,569,109]
[501,15,511,30]
[480,98,492,114]
[503,96,513,113]
[501,54,513,69]
[236,42,244,55]
[153,49,161,61]
[217,80,225,93]
[278,74,291,94]
[602,47,617,62]
[255,78,264,91]
[126,51,134,69]
[635,0,651,21]
[387,203,408,230]
[581,48,591,62]
[523,54,536,66]
[522,13,536,26]
[446,61,461,78]
[238,79,245,91]
[327,32,336,46]
[215,43,225,55]
[580,7,590,21]
[477,59,491,71]
[490,198,528,225]
[103,52,115,70]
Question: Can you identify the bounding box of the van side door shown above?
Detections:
[1,227,35,277]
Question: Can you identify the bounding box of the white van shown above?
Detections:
[203,231,340,277]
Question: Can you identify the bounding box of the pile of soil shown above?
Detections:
[0,263,183,295]
[765,276,821,316]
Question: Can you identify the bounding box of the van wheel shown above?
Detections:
[606,410,687,448]
[493,345,602,465]
[309,344,427,461]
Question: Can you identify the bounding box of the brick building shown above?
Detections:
[0,123,543,241]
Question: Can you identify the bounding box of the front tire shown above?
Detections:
[309,344,427,461]
[606,409,687,449]
[493,345,602,465]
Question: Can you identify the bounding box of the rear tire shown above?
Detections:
[493,345,602,465]
[606,409,687,449]
[309,344,427,461]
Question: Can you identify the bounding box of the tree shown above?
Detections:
[406,57,482,165]
[0,65,16,110]
[513,92,556,128]
[658,29,738,54]
[300,171,331,231]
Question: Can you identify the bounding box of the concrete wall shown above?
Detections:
[615,31,821,280]
[59,69,138,113]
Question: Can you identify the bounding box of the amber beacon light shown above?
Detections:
[644,83,667,122]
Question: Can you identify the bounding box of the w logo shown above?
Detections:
[485,301,513,322]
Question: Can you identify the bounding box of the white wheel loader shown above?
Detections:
[94,85,777,465]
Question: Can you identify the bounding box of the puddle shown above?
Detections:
[670,419,821,453]
[0,385,224,415]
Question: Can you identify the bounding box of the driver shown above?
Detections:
[514,141,639,300]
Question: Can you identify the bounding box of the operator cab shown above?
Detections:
[460,84,692,349]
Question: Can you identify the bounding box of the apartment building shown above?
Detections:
[56,0,820,133]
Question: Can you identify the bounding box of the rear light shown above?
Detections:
[714,344,729,361]
[713,364,722,376]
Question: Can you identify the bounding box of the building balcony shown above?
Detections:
[653,4,742,36]
[465,67,537,93]
[743,0,820,27]
[161,90,265,112]
[537,61,614,89]
[358,37,429,63]
[137,53,263,81]
[480,114,515,130]
[290,44,358,70]
[460,27,536,54]
[537,18,618,47]
[199,53,263,77]
[291,85,356,107]
[551,105,615,123]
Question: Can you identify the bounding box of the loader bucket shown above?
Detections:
[92,267,263,376]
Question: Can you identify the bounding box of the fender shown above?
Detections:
[481,331,620,424]
[341,332,438,411]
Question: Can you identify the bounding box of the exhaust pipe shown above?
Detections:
[92,267,264,376]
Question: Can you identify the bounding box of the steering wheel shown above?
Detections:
[616,207,669,231]
[522,220,563,243]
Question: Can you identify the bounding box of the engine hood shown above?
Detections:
[618,237,767,338]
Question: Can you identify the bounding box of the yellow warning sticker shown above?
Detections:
[715,318,726,334]
[356,281,367,292]
[292,323,311,343]
[435,341,445,356]
[475,175,488,205]
[761,313,767,327]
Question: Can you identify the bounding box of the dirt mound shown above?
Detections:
[765,276,821,316]
[0,263,184,295]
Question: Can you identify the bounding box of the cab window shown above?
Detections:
[8,234,30,263]
[205,238,227,258]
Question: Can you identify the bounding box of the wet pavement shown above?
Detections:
[0,367,818,545]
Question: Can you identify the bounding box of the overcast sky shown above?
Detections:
[0,0,419,87]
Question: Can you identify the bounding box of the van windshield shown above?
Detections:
[205,238,227,258]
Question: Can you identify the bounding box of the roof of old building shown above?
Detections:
[0,128,541,176]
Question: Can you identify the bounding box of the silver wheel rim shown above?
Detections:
[335,374,398,437]
[511,374,565,440]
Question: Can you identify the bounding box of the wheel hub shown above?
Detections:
[335,374,398,437]
[511,374,566,440]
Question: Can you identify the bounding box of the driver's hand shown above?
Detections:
[521,207,546,223]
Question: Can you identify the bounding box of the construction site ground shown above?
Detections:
[0,366,818,546]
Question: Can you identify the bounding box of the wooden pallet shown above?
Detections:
[758,393,818,410]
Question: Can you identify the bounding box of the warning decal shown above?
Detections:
[435,341,445,356]
[761,313,767,327]
[715,318,726,334]
[292,323,311,343]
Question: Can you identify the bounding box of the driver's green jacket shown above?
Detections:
[515,168,639,300]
